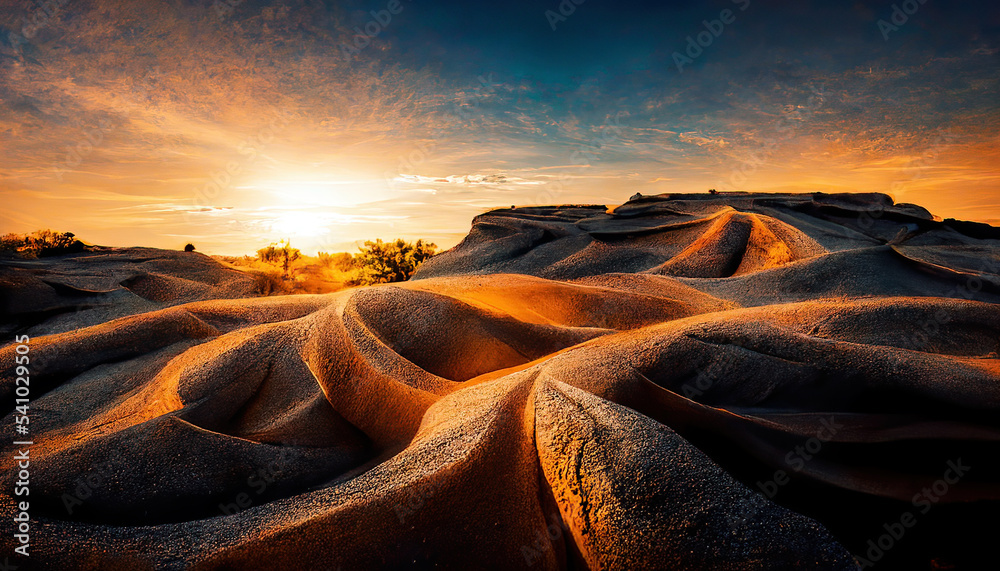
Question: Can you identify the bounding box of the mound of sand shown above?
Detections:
[0,247,275,337]
[1,193,998,569]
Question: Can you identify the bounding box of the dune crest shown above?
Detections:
[2,192,999,569]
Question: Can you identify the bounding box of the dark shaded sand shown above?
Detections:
[1,192,999,569]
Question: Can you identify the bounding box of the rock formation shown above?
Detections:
[2,193,998,569]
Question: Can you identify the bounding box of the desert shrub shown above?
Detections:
[252,267,289,295]
[257,240,300,275]
[184,243,196,252]
[0,234,22,253]
[354,238,437,285]
[318,251,356,272]
[0,230,86,257]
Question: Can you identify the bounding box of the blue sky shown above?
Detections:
[1,0,997,254]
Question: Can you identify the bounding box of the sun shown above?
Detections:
[267,210,331,238]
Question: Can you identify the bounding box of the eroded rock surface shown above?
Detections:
[2,193,999,569]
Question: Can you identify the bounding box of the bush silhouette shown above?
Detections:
[257,240,301,276]
[0,234,22,254]
[0,230,86,257]
[354,238,437,285]
[184,243,196,252]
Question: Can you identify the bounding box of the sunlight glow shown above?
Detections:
[239,175,397,210]
[267,211,332,237]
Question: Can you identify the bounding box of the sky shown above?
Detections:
[0,0,998,255]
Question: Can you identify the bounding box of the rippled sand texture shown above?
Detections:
[2,193,999,569]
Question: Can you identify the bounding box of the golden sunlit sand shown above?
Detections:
[1,192,998,569]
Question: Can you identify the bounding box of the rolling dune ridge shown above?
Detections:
[1,192,998,569]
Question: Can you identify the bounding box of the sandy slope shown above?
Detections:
[0,247,275,337]
[1,192,998,569]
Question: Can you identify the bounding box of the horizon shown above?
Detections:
[1,0,998,256]
[7,189,994,258]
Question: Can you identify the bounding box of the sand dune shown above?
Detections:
[0,248,274,337]
[1,192,998,569]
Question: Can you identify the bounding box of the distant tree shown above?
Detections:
[354,238,437,285]
[708,188,718,195]
[317,251,356,272]
[257,239,301,276]
[184,243,196,252]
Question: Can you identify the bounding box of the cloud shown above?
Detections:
[394,173,543,187]
[1,0,997,254]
